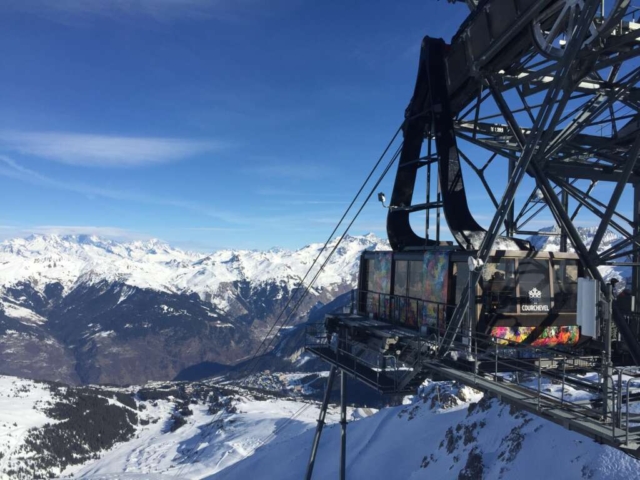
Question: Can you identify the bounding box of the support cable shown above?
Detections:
[167,127,404,475]
[237,125,403,381]
[246,143,403,376]
[217,133,404,468]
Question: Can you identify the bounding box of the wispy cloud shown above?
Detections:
[0,224,151,242]
[0,155,354,236]
[186,227,250,232]
[256,188,345,197]
[0,155,240,224]
[245,161,331,180]
[0,131,222,167]
[3,0,284,24]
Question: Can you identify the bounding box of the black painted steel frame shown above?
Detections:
[383,0,640,363]
[304,366,349,480]
[447,0,640,362]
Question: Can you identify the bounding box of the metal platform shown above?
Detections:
[306,319,425,394]
[306,314,640,459]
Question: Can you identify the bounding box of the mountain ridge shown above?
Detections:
[0,232,389,301]
[0,233,388,385]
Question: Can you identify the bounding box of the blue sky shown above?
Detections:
[0,0,608,251]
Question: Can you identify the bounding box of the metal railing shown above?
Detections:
[305,321,415,393]
[314,311,640,439]
[443,326,640,448]
[308,292,640,451]
[353,288,451,336]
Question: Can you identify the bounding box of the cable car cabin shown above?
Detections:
[357,249,583,349]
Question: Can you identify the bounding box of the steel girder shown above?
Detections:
[434,0,640,362]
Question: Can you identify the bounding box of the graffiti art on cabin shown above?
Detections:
[406,299,418,328]
[394,296,407,325]
[421,252,449,331]
[490,325,580,347]
[392,297,418,327]
[370,253,392,294]
[364,253,392,319]
[366,292,390,320]
[366,293,379,318]
[423,252,449,303]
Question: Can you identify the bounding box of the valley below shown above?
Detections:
[0,233,384,385]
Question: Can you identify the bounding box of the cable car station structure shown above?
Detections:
[304,0,640,477]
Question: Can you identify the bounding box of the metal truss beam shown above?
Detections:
[589,135,640,255]
[488,47,640,363]
[552,178,637,242]
[439,0,603,356]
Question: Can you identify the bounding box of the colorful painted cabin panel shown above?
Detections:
[491,326,580,347]
[358,249,582,347]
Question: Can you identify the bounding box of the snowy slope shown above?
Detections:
[0,375,142,479]
[213,381,640,480]
[0,373,348,480]
[64,389,345,479]
[0,377,57,477]
[0,376,626,480]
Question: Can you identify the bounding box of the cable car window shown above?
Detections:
[364,259,377,317]
[366,255,391,294]
[408,260,423,299]
[552,259,579,312]
[394,260,408,297]
[453,261,469,303]
[366,259,376,292]
[481,258,517,313]
[518,258,551,313]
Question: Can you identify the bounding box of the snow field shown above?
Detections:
[0,376,58,479]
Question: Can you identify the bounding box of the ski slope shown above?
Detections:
[62,390,348,479]
[2,373,639,479]
[213,381,640,480]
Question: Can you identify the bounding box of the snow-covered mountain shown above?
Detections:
[528,225,631,287]
[216,380,640,480]
[528,225,623,256]
[2,373,639,480]
[0,233,388,385]
[1,228,638,480]
[0,233,387,304]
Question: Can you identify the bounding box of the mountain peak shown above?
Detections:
[0,232,388,299]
